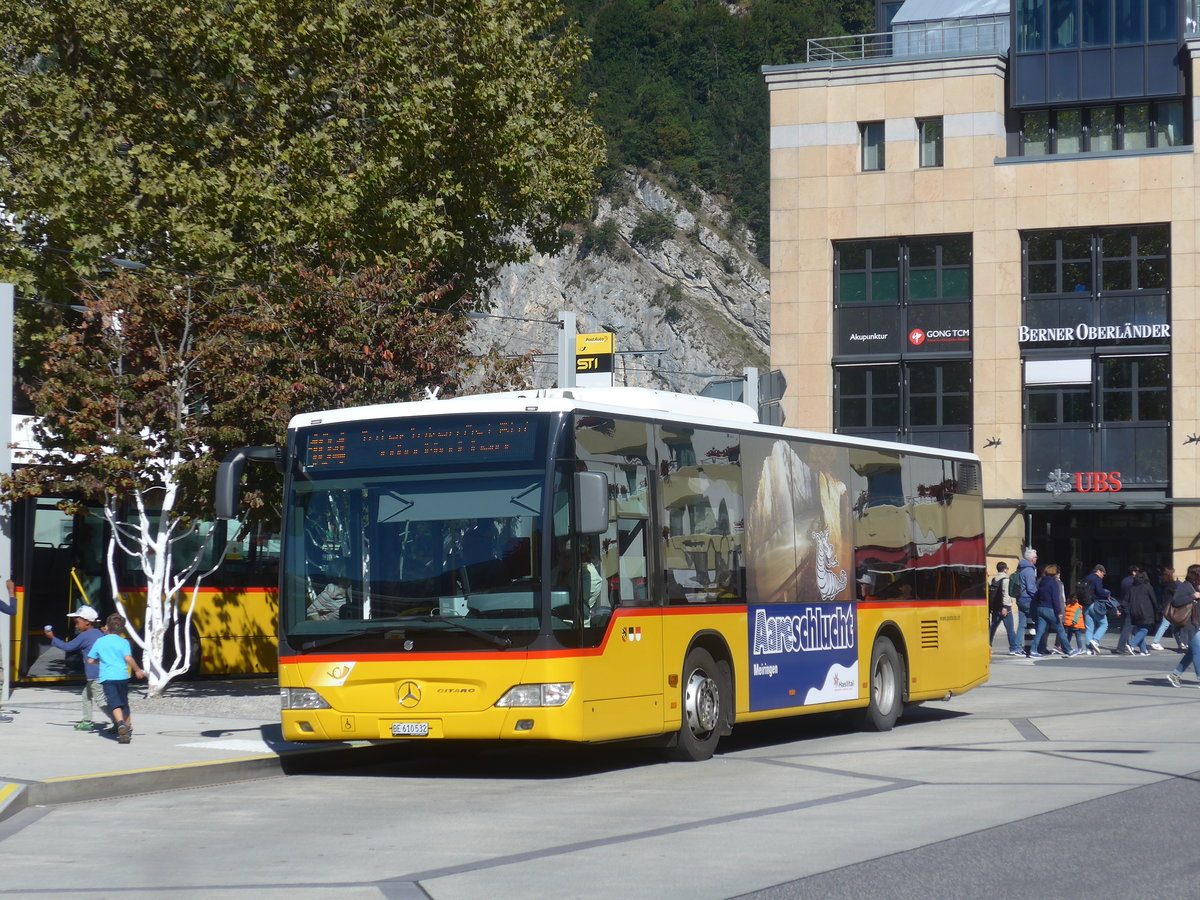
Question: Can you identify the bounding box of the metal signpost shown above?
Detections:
[0,283,12,720]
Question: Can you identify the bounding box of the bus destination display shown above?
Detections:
[303,416,542,470]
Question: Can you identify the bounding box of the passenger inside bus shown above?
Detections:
[307,570,350,620]
[461,518,510,591]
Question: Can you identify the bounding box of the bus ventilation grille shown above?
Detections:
[920,619,939,649]
[957,462,981,494]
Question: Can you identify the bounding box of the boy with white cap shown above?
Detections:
[44,605,109,731]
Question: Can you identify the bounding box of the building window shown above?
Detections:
[1022,110,1050,155]
[1022,224,1170,341]
[918,118,943,167]
[860,121,885,171]
[1023,354,1169,490]
[835,362,972,451]
[1049,0,1078,49]
[836,365,899,433]
[1016,0,1046,52]
[1019,101,1187,155]
[1100,356,1169,423]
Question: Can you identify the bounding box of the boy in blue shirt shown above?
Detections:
[45,605,108,731]
[87,614,146,744]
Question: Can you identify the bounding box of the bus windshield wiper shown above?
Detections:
[297,624,402,652]
[400,615,512,648]
[296,618,511,651]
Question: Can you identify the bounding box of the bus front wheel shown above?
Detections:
[668,647,728,761]
[860,636,902,732]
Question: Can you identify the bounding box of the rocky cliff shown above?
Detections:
[471,170,770,395]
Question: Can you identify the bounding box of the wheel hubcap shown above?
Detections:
[684,669,719,737]
[873,656,895,712]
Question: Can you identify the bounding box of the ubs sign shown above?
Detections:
[1046,468,1122,495]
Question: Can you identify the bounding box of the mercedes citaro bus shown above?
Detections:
[217,387,988,760]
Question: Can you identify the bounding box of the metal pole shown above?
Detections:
[0,284,12,717]
[557,311,576,390]
[742,366,759,420]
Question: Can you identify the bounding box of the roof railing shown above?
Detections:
[807,18,1008,64]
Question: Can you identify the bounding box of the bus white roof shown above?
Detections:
[290,387,758,430]
[288,388,981,464]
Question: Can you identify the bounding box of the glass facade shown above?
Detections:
[1012,0,1184,106]
[1023,355,1169,489]
[1022,223,1172,492]
[1021,224,1170,343]
[833,235,973,451]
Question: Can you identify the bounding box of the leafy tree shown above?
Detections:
[0,0,597,690]
[0,0,604,300]
[578,217,626,260]
[630,210,676,250]
[7,266,527,694]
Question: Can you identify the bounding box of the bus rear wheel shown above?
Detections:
[859,636,902,732]
[668,647,728,761]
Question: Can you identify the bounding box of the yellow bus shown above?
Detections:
[217,387,988,760]
[9,415,280,683]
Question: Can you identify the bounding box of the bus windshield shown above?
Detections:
[283,468,547,649]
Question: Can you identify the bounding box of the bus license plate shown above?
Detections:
[391,722,430,737]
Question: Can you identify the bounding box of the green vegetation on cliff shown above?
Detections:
[566,0,873,255]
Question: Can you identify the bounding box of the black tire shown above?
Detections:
[859,635,903,732]
[667,647,729,761]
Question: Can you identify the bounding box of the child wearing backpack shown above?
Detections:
[1064,591,1087,654]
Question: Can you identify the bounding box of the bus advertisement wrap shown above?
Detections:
[749,602,859,711]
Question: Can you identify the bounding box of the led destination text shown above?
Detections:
[303,416,541,470]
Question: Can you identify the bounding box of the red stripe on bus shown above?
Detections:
[280,600,983,665]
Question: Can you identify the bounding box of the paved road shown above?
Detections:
[2,651,1195,899]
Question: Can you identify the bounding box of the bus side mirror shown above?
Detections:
[574,471,609,535]
[215,446,283,520]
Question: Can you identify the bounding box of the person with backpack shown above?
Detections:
[989,562,1022,656]
[1083,564,1114,654]
[1166,564,1200,687]
[1125,569,1159,655]
[1015,548,1038,655]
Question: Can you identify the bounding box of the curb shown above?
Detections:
[0,741,398,824]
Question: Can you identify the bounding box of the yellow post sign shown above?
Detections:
[576,332,614,387]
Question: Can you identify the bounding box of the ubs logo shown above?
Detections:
[397,681,422,708]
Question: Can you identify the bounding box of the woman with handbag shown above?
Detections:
[1165,564,1200,687]
[1030,564,1077,658]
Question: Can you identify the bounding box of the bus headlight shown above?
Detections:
[281,688,331,710]
[495,683,574,708]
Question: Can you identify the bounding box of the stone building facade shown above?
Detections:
[766,0,1200,580]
